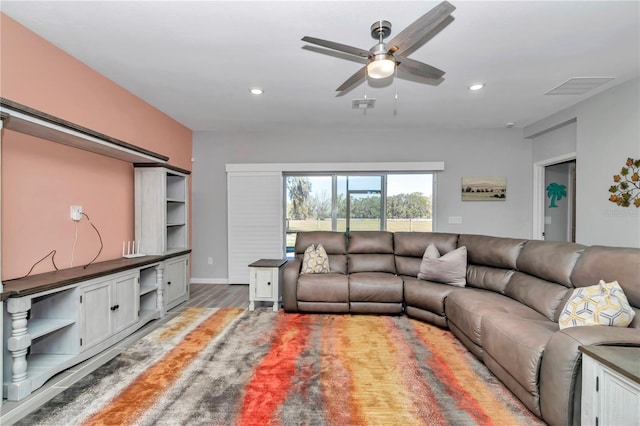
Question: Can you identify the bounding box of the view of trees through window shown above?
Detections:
[285,174,433,253]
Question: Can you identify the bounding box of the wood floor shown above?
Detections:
[1,284,250,425]
[186,283,249,309]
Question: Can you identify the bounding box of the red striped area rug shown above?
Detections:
[19,308,544,425]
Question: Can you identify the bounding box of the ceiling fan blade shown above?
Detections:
[335,66,367,96]
[302,36,371,58]
[395,55,445,79]
[387,1,456,56]
[302,45,368,65]
[396,67,444,86]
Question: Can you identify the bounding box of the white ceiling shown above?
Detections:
[2,1,639,132]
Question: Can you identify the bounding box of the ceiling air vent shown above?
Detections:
[352,98,376,109]
[545,77,615,96]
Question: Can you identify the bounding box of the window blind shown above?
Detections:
[227,172,283,283]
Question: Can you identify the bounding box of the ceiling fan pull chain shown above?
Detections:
[394,66,398,116]
[364,67,369,99]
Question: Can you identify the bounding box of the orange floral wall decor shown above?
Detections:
[609,157,640,207]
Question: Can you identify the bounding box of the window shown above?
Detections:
[285,175,332,253]
[386,174,433,232]
[285,173,434,255]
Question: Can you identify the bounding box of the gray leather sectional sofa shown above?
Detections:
[282,230,640,426]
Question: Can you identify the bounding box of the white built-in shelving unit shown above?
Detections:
[134,164,190,310]
[0,99,191,408]
[135,165,189,255]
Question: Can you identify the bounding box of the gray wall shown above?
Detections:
[531,120,577,163]
[525,77,640,248]
[192,127,531,281]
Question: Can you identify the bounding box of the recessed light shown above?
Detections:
[468,83,485,91]
[250,88,263,95]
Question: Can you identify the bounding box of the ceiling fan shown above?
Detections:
[302,1,456,96]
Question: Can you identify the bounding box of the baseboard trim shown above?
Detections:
[190,278,229,285]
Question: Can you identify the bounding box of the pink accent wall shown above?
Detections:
[1,14,193,280]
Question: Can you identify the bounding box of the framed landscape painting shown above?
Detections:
[461,176,506,201]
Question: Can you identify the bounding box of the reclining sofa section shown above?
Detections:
[282,231,640,426]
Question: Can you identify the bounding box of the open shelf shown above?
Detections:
[166,174,186,201]
[139,309,161,324]
[29,319,76,340]
[27,354,76,375]
[140,285,157,296]
[135,166,189,255]
[0,98,168,164]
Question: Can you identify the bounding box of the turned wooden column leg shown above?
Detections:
[6,297,33,401]
[156,266,165,318]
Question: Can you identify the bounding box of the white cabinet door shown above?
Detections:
[80,272,140,351]
[80,280,112,351]
[254,269,275,299]
[582,352,640,426]
[165,256,188,309]
[112,273,139,333]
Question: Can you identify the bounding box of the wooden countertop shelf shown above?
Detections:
[1,250,191,300]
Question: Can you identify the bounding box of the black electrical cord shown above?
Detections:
[20,250,59,279]
[82,212,104,269]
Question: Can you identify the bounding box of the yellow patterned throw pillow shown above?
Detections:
[559,280,636,329]
[300,244,330,274]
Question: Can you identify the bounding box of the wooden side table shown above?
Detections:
[248,259,287,312]
[580,345,640,426]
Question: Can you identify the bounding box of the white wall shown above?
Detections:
[525,77,640,248]
[192,127,531,282]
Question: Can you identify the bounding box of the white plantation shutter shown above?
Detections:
[227,171,283,283]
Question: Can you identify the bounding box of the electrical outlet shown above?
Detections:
[70,205,83,221]
[207,257,213,265]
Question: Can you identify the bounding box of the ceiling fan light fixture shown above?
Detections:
[249,88,263,95]
[468,83,485,91]
[367,54,396,79]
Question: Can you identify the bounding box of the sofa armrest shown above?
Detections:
[539,326,640,426]
[282,259,301,312]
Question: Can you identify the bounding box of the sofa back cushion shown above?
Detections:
[295,231,347,275]
[570,246,640,328]
[459,234,526,292]
[393,232,458,277]
[516,240,585,287]
[505,272,570,322]
[348,231,396,274]
[466,266,515,293]
[459,234,526,269]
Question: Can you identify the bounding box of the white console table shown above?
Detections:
[248,259,286,312]
[1,251,190,401]
[580,345,640,426]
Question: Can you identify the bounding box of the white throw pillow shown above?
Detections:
[417,243,467,287]
[300,244,330,274]
[558,280,636,329]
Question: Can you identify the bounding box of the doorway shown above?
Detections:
[532,153,577,242]
[544,160,576,242]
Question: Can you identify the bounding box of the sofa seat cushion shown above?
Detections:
[482,312,557,395]
[297,273,348,303]
[349,272,403,303]
[445,289,547,347]
[350,302,403,314]
[403,276,460,316]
